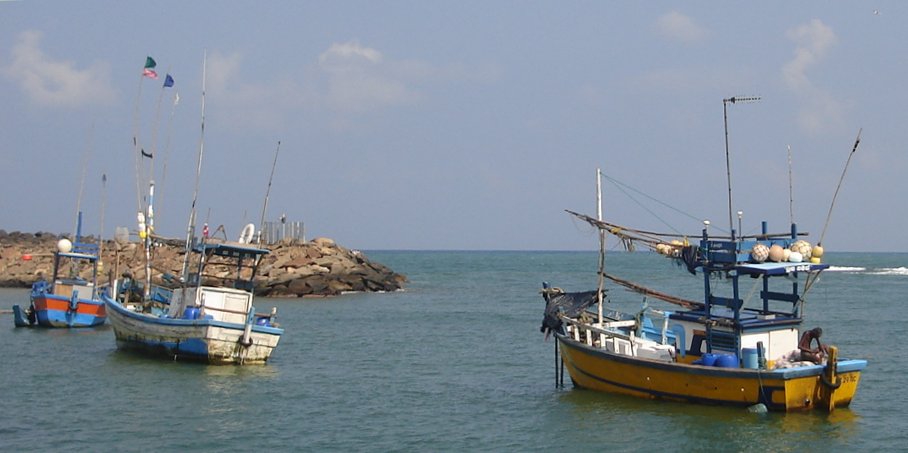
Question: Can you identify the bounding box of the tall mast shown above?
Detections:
[788,145,794,225]
[596,168,605,325]
[181,50,207,282]
[143,181,155,300]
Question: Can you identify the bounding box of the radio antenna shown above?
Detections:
[722,96,760,240]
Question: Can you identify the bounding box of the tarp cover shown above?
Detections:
[540,290,599,334]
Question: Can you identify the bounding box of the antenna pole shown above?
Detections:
[722,96,760,240]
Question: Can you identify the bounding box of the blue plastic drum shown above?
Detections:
[742,348,759,369]
[714,354,739,368]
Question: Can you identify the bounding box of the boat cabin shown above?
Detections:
[169,242,269,323]
[665,222,827,366]
[47,240,100,300]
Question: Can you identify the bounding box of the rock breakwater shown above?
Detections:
[0,231,406,297]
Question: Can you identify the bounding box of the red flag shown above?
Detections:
[143,68,158,79]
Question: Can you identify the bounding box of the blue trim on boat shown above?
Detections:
[103,293,284,335]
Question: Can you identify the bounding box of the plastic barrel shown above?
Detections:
[714,354,739,368]
[183,307,200,320]
[700,353,718,366]
[742,348,759,369]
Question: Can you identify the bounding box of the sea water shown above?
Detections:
[1,251,905,451]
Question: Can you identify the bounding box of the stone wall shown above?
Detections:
[0,230,406,297]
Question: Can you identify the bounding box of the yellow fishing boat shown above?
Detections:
[540,180,866,412]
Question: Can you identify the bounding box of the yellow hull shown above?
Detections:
[558,335,863,412]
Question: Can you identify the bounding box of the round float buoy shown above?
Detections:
[791,240,812,259]
[768,244,784,262]
[782,248,791,262]
[57,238,73,253]
[789,251,803,263]
[812,245,824,259]
[22,254,32,261]
[751,244,769,263]
[809,257,821,264]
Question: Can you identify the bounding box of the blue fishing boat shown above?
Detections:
[13,215,106,328]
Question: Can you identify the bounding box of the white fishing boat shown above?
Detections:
[102,53,282,364]
[103,239,282,364]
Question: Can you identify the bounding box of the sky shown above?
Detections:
[1,2,905,252]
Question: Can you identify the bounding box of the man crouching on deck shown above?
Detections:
[799,327,829,364]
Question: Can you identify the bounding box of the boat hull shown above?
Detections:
[103,294,282,365]
[18,295,107,328]
[557,334,864,411]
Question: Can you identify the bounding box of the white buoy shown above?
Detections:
[57,238,73,253]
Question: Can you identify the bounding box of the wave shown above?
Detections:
[867,267,908,276]
[826,266,866,272]
[827,266,908,276]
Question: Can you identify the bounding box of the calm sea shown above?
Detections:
[1,251,905,451]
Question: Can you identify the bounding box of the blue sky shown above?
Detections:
[1,2,904,251]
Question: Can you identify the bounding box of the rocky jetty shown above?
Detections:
[0,230,406,297]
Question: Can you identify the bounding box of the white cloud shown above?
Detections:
[3,30,115,107]
[317,40,420,113]
[206,51,243,95]
[783,19,836,92]
[318,41,383,69]
[782,19,842,134]
[656,11,707,44]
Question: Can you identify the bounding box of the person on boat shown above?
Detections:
[120,272,141,302]
[798,327,829,363]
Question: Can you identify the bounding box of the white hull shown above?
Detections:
[104,295,281,365]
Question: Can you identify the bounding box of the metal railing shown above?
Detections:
[260,221,304,245]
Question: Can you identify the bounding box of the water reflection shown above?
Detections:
[554,388,859,450]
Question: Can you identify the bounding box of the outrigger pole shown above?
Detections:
[257,141,282,245]
[803,129,861,298]
[818,128,862,247]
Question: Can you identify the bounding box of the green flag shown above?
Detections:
[144,56,156,69]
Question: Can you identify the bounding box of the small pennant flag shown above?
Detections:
[143,68,158,79]
[141,149,153,159]
[144,56,157,69]
[163,74,174,88]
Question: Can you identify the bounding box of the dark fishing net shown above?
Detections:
[540,289,600,334]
